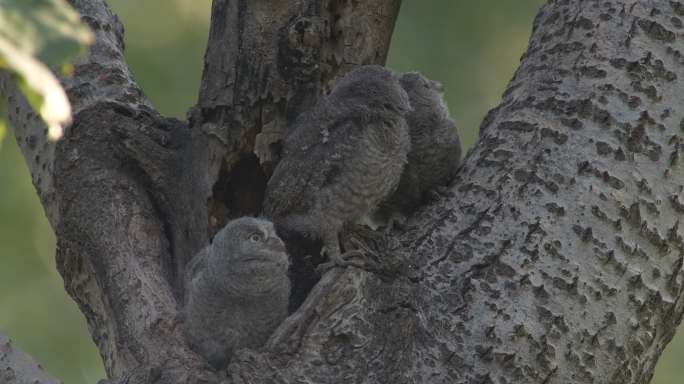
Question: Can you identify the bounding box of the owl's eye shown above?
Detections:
[248,232,263,242]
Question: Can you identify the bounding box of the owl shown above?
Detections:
[184,217,290,369]
[262,65,411,271]
[375,72,462,225]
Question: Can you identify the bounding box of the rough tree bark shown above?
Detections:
[0,334,59,384]
[2,0,684,383]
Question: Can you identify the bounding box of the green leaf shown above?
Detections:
[0,100,6,149]
[0,0,93,140]
[0,0,93,69]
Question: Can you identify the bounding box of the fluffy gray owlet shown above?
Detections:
[375,72,462,223]
[263,65,412,269]
[184,217,290,369]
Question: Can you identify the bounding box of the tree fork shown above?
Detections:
[3,0,684,383]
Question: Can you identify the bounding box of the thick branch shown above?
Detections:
[0,333,60,384]
[190,0,402,235]
[12,0,683,383]
[223,0,684,382]
[5,0,406,382]
[403,0,684,382]
[3,0,211,380]
[1,0,149,229]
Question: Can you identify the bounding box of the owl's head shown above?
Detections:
[207,217,290,292]
[399,72,449,118]
[330,65,412,116]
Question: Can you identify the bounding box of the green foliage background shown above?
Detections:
[1,1,682,383]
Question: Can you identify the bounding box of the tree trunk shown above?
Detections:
[3,0,684,383]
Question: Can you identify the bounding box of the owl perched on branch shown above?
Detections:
[263,65,412,271]
[375,72,462,225]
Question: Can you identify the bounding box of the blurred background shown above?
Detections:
[0,1,682,383]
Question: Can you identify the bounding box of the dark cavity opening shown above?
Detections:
[210,154,267,235]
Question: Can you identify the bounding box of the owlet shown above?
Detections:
[376,72,462,224]
[263,65,412,270]
[184,217,290,369]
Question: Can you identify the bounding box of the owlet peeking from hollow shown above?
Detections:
[184,217,290,369]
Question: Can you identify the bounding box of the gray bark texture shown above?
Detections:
[0,334,60,384]
[2,0,684,383]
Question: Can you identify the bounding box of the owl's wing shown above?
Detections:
[264,115,365,218]
[262,151,315,218]
[310,116,365,188]
[183,247,208,305]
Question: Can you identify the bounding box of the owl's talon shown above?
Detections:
[316,250,366,274]
[385,212,407,232]
[427,185,451,201]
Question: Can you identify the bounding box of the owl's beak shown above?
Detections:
[267,236,287,253]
